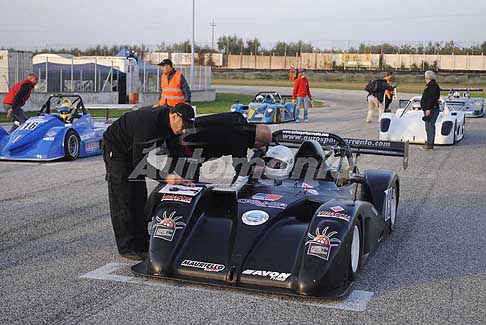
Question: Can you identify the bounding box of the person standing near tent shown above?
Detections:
[157,59,191,107]
[3,73,38,131]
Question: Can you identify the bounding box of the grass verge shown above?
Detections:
[1,93,318,123]
[213,78,486,98]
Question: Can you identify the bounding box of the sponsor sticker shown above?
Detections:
[302,183,319,195]
[305,226,341,260]
[252,193,283,201]
[158,184,203,197]
[330,206,344,212]
[317,210,351,222]
[85,141,100,152]
[238,199,287,209]
[180,259,225,272]
[161,194,192,204]
[241,210,269,226]
[242,269,291,282]
[152,211,186,241]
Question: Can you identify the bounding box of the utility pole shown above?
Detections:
[190,0,195,89]
[210,19,216,50]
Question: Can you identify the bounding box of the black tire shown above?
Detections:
[385,183,398,233]
[64,129,80,160]
[348,218,363,281]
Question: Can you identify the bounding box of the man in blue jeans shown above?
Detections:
[292,71,312,123]
[420,71,441,150]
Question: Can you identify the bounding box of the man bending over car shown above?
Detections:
[102,103,195,261]
[183,112,272,185]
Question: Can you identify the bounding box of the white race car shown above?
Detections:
[443,88,484,118]
[379,96,465,145]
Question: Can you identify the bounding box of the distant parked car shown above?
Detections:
[230,91,296,124]
[443,88,484,118]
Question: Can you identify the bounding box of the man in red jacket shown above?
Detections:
[292,71,312,123]
[3,73,38,131]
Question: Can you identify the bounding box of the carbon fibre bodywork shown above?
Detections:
[132,130,407,298]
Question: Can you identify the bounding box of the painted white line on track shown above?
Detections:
[81,263,374,312]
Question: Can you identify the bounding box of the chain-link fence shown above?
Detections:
[33,60,212,93]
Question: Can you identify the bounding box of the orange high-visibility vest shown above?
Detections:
[160,71,185,107]
[289,67,296,80]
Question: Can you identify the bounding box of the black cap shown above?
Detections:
[157,59,173,67]
[170,102,195,130]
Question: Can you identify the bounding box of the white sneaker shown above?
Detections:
[295,119,300,123]
[304,119,309,123]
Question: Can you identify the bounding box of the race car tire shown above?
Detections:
[64,129,80,160]
[348,218,363,280]
[386,183,398,233]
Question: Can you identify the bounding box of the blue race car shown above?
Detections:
[230,91,296,124]
[0,94,110,161]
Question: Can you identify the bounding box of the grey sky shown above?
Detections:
[1,0,486,49]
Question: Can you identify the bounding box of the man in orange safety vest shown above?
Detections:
[157,59,191,107]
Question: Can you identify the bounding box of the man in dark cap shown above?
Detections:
[103,103,195,260]
[156,59,191,107]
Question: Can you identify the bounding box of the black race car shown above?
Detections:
[132,130,409,298]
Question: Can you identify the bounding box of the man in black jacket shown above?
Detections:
[420,71,441,150]
[103,103,195,260]
[366,73,395,122]
[184,112,272,184]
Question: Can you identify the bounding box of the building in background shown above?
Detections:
[0,50,33,92]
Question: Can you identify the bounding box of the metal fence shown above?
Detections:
[33,60,212,94]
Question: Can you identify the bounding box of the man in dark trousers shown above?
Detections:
[3,73,38,131]
[103,103,195,260]
[420,70,441,151]
[184,112,272,184]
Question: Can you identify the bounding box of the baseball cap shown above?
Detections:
[170,102,195,130]
[157,59,173,67]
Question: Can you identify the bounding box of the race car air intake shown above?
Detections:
[380,119,391,133]
[441,121,454,136]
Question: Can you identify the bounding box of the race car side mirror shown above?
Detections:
[350,173,366,184]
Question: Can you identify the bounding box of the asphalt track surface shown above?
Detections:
[1,86,486,324]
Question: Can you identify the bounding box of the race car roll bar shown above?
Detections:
[272,129,409,169]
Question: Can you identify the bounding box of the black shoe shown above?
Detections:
[120,251,147,261]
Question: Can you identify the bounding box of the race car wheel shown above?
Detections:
[386,184,398,233]
[64,130,80,160]
[349,219,363,280]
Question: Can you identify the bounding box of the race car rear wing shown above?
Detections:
[272,129,409,169]
[442,88,483,93]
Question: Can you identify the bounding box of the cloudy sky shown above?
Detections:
[1,0,485,49]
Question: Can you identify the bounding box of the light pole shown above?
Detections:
[210,19,216,50]
[190,0,195,89]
